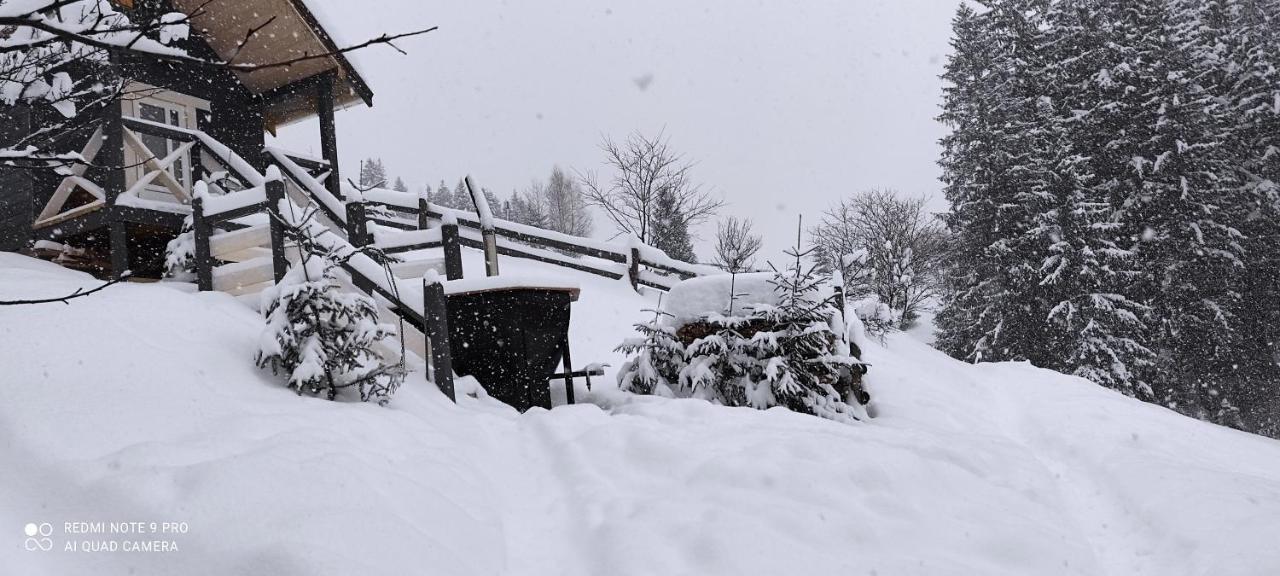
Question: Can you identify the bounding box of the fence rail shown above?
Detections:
[354,187,713,291]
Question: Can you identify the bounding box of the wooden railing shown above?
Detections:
[352,187,716,291]
[190,178,289,292]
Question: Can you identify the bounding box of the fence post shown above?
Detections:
[441,221,463,281]
[265,178,288,283]
[464,175,500,277]
[418,196,432,231]
[192,195,213,291]
[482,229,499,277]
[345,200,368,248]
[423,278,456,402]
[629,246,641,291]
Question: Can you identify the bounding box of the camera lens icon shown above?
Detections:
[23,523,53,552]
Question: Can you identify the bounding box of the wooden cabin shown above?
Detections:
[0,0,372,278]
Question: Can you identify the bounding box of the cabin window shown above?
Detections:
[121,84,210,203]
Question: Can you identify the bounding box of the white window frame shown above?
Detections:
[121,82,211,202]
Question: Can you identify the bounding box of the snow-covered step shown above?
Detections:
[390,257,446,279]
[209,225,270,259]
[212,256,273,293]
[372,226,442,252]
[217,245,304,265]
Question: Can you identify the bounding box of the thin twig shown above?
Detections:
[0,273,130,305]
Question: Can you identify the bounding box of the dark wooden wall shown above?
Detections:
[0,106,34,251]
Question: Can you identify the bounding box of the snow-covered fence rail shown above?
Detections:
[352,187,713,291]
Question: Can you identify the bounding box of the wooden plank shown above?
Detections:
[121,117,196,142]
[113,205,187,229]
[32,199,106,229]
[638,256,702,280]
[367,216,416,231]
[206,201,269,225]
[122,129,195,202]
[32,208,109,241]
[212,256,274,292]
[210,223,271,258]
[36,127,104,222]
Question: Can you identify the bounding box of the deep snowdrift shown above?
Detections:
[2,253,1279,576]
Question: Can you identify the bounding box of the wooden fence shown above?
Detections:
[352,187,717,291]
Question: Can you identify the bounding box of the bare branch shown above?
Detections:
[0,274,129,305]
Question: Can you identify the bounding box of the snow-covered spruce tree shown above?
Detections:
[163,216,197,282]
[1025,0,1156,398]
[650,186,698,263]
[256,223,404,403]
[752,238,864,422]
[615,308,687,396]
[1108,0,1247,421]
[616,262,864,422]
[935,0,1049,365]
[1191,0,1280,434]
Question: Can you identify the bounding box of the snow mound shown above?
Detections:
[662,272,775,324]
[2,253,1279,576]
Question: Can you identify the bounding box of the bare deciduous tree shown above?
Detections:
[531,166,592,237]
[579,130,723,245]
[714,216,762,273]
[811,190,949,329]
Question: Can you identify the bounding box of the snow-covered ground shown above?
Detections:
[2,252,1279,576]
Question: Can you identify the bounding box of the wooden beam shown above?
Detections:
[100,93,129,279]
[32,199,106,230]
[423,280,455,402]
[316,72,342,200]
[121,129,194,202]
[109,205,186,229]
[266,179,288,283]
[192,196,213,291]
[33,209,109,242]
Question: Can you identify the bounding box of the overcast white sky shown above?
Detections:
[273,0,962,262]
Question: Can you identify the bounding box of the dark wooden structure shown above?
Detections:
[0,0,372,278]
[446,286,579,411]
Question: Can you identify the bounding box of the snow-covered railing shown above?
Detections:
[353,186,710,291]
[191,170,289,292]
[265,147,346,227]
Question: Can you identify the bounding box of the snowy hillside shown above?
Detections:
[2,252,1279,576]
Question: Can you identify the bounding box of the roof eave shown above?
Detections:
[286,0,374,108]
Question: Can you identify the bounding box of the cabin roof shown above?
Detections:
[169,0,374,128]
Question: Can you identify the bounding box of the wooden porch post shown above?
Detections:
[191,195,213,291]
[316,72,342,200]
[423,278,456,402]
[265,179,288,283]
[441,222,463,281]
[99,93,129,279]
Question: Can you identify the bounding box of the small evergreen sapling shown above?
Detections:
[616,301,686,396]
[616,220,867,423]
[755,230,864,422]
[256,215,405,403]
[163,216,197,282]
